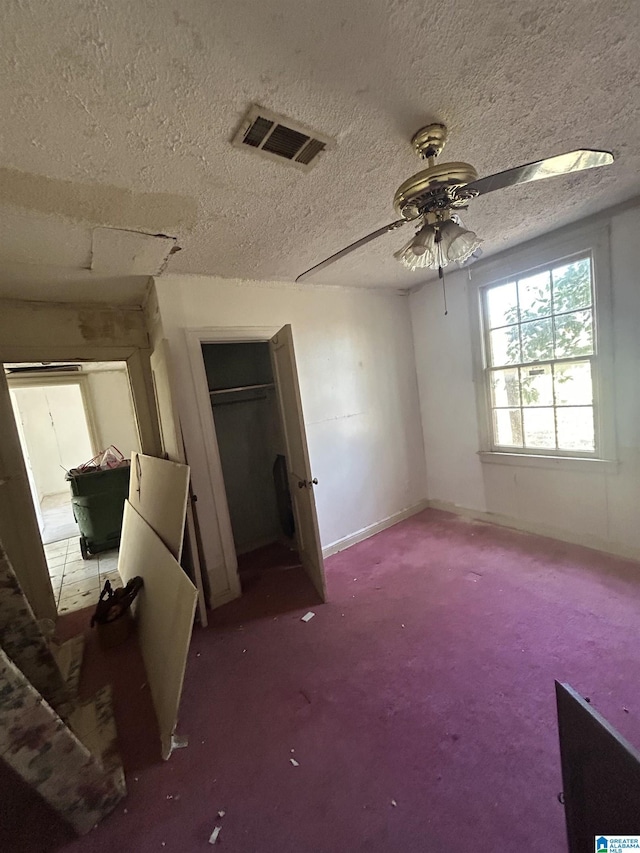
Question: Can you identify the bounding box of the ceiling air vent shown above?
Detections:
[232,105,335,172]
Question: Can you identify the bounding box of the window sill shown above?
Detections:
[478,451,619,474]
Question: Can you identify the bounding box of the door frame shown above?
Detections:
[184,326,286,602]
[0,344,161,619]
[0,346,159,457]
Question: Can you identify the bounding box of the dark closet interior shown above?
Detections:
[202,342,297,586]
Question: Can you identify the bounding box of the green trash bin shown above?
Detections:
[66,463,131,559]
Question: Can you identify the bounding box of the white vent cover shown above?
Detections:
[232,105,335,171]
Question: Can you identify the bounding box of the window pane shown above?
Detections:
[523,407,556,448]
[557,406,595,452]
[490,368,521,407]
[554,309,594,358]
[518,271,551,320]
[552,258,592,313]
[554,361,593,405]
[520,318,553,363]
[493,408,523,447]
[485,282,518,329]
[489,326,521,367]
[485,254,599,457]
[520,364,553,406]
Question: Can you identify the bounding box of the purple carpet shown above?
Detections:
[4,508,640,851]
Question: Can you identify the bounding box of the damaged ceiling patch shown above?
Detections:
[0,167,198,232]
[91,228,179,276]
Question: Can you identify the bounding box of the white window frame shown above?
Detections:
[468,221,617,471]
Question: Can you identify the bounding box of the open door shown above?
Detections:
[0,367,56,620]
[270,325,327,601]
[150,340,207,626]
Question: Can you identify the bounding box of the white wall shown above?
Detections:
[11,387,59,501]
[10,384,94,499]
[9,390,43,529]
[84,366,140,458]
[153,275,427,601]
[410,205,640,560]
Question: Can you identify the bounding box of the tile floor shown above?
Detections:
[40,492,80,545]
[44,537,122,615]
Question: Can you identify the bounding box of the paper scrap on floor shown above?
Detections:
[301,612,315,622]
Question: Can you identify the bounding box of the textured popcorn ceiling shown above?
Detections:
[1,0,639,301]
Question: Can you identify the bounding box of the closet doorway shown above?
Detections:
[197,325,326,601]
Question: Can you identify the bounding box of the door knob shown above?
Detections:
[298,478,319,489]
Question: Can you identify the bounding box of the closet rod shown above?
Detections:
[209,382,274,396]
[212,395,267,408]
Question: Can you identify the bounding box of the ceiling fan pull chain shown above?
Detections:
[439,265,448,315]
[435,226,448,315]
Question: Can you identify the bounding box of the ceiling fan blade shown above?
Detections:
[296,219,408,282]
[465,149,614,197]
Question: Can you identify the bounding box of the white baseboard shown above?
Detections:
[41,490,69,502]
[427,499,640,564]
[322,500,429,559]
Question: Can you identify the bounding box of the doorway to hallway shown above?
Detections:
[6,361,140,613]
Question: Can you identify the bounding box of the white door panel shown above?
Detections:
[270,325,326,600]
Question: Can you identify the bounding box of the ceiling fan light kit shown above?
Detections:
[394,231,436,270]
[439,218,483,265]
[295,122,614,284]
[394,211,483,271]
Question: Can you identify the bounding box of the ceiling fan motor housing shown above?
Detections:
[394,161,479,218]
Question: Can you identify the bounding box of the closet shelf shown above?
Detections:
[209,382,275,396]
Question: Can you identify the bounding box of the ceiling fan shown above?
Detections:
[295,124,614,283]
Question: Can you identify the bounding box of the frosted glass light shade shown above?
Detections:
[394,219,481,271]
[393,224,437,270]
[439,219,482,265]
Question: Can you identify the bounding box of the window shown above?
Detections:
[469,222,616,468]
[481,254,597,456]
